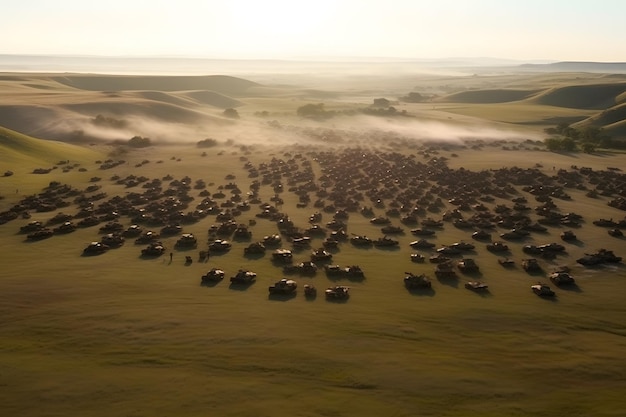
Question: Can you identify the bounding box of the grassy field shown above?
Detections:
[1,70,626,416]
[2,134,626,416]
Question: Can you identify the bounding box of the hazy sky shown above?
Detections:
[2,0,624,61]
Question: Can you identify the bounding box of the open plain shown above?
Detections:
[1,67,626,416]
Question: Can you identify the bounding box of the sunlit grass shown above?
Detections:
[2,139,626,416]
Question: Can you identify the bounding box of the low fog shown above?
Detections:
[53,112,535,149]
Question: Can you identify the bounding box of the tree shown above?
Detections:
[127,136,151,148]
[581,126,602,142]
[197,138,218,148]
[544,137,566,151]
[223,108,240,119]
[581,142,596,153]
[561,137,577,151]
[399,92,425,103]
[372,98,390,107]
[555,122,570,135]
[92,114,128,129]
[565,128,580,140]
[545,122,617,151]
[296,103,333,119]
[544,136,576,152]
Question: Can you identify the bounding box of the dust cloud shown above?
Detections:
[51,112,535,148]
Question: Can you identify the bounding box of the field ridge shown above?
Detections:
[51,74,260,95]
[437,88,541,104]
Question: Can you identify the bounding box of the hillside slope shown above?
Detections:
[60,100,213,124]
[0,125,102,165]
[520,61,626,73]
[574,102,626,137]
[577,102,626,127]
[183,90,242,108]
[530,83,626,109]
[434,82,626,137]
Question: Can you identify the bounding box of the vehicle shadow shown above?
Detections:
[228,282,255,291]
[325,297,349,304]
[556,283,583,293]
[458,270,483,278]
[268,292,297,301]
[465,287,493,298]
[200,280,222,288]
[374,245,401,252]
[406,287,436,297]
[436,276,459,288]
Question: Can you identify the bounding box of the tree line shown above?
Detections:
[544,123,624,152]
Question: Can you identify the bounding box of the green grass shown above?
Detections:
[0,125,103,168]
[2,142,626,416]
[1,69,626,415]
[437,89,541,104]
[430,102,595,126]
[574,102,626,137]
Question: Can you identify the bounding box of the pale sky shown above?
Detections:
[2,0,625,61]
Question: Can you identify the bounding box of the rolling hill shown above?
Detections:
[530,83,626,109]
[0,125,101,165]
[574,102,626,137]
[60,100,212,124]
[435,81,626,137]
[520,61,626,73]
[0,105,61,135]
[51,74,260,96]
[133,91,197,107]
[436,89,540,104]
[183,90,242,108]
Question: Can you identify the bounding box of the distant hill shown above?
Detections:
[436,83,626,109]
[434,81,626,138]
[520,62,626,73]
[60,100,211,124]
[51,75,259,96]
[0,74,245,141]
[134,91,197,107]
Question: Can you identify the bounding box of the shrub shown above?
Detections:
[197,138,219,148]
[581,142,597,153]
[223,108,240,119]
[127,136,151,148]
[372,98,390,107]
[296,103,334,119]
[92,114,128,129]
[399,92,426,102]
[544,137,576,152]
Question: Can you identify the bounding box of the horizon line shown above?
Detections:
[0,53,564,64]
